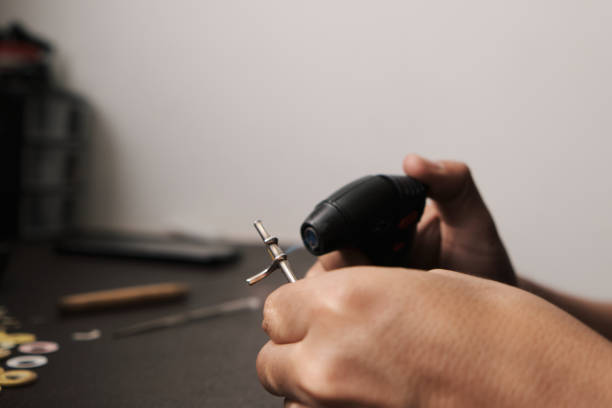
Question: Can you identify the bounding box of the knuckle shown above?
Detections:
[299,354,344,402]
[454,161,472,180]
[255,347,266,377]
[255,344,276,394]
[311,285,350,317]
[262,292,279,335]
[263,290,278,314]
[309,300,333,323]
[333,285,359,310]
[329,273,372,310]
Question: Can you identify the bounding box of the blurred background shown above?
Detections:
[1,0,610,297]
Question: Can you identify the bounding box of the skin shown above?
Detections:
[259,268,612,407]
[256,154,612,407]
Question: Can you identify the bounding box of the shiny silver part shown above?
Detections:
[246,253,288,285]
[247,220,297,285]
[264,236,278,245]
[113,297,261,338]
[6,355,48,368]
[72,329,102,341]
[245,268,272,285]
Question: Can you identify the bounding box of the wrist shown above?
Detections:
[433,285,612,407]
[491,291,612,407]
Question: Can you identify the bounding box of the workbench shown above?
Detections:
[0,243,312,407]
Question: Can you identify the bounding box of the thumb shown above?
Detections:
[402,154,490,226]
[305,249,370,278]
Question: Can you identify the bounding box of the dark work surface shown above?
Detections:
[0,244,314,407]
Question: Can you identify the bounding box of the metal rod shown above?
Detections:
[113,297,261,338]
[247,220,297,285]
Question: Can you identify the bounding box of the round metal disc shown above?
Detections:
[0,348,10,359]
[0,370,38,387]
[6,355,48,369]
[0,332,36,345]
[19,341,59,354]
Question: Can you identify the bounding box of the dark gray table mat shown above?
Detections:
[0,244,313,407]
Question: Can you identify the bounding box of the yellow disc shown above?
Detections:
[0,348,10,359]
[0,370,38,387]
[0,333,35,345]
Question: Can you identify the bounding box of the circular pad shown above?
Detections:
[0,370,38,387]
[0,348,10,359]
[19,341,59,354]
[6,355,48,369]
[0,332,36,345]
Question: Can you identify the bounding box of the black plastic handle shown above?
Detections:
[301,175,427,266]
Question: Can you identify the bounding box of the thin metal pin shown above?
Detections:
[113,297,261,338]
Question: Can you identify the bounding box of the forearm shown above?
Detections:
[518,276,612,340]
[462,282,612,407]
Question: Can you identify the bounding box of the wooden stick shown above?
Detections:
[58,282,189,312]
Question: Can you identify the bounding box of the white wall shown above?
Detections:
[2,1,611,298]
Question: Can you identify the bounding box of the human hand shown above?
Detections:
[257,267,612,407]
[309,154,516,285]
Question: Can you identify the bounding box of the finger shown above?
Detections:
[402,154,489,224]
[284,399,312,408]
[416,203,440,237]
[257,341,301,400]
[319,249,369,270]
[262,281,312,343]
[304,259,327,279]
[305,249,370,278]
[410,205,441,270]
[428,268,461,279]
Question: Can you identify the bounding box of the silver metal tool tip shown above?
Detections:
[247,220,297,285]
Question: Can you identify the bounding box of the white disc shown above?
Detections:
[6,355,48,369]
